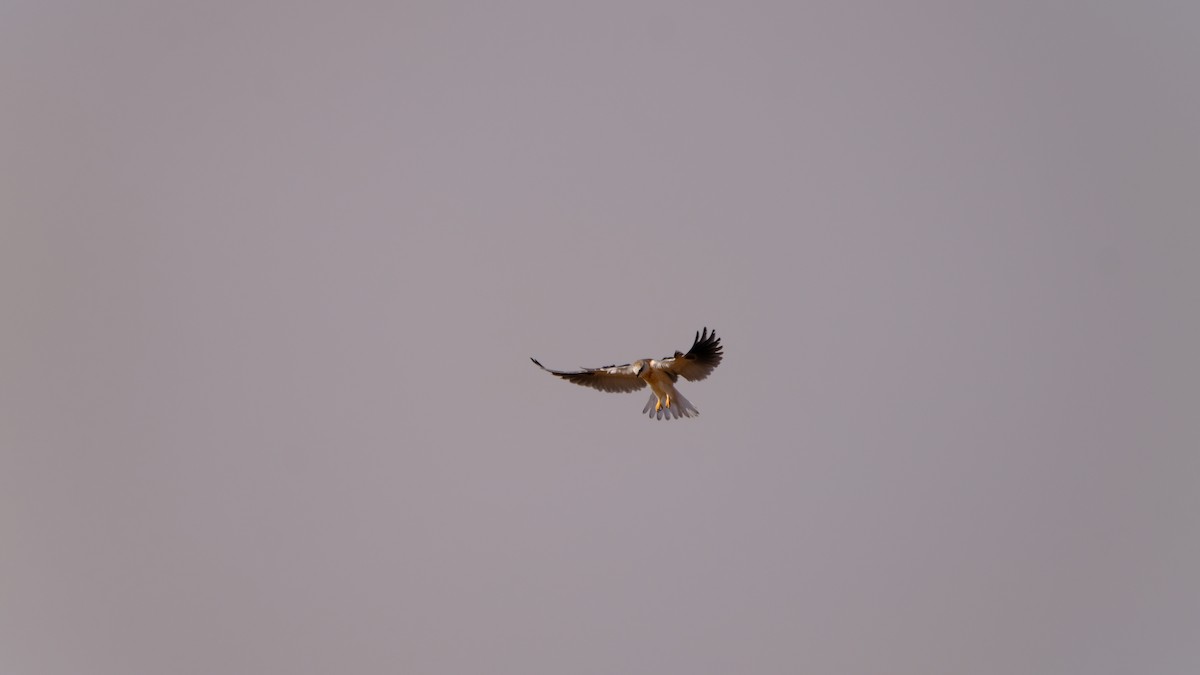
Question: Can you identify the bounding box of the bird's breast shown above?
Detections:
[640,366,673,395]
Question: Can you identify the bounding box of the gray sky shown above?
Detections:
[2,2,1198,673]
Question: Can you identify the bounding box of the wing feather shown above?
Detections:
[660,327,723,382]
[530,358,646,393]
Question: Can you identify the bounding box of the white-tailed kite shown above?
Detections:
[531,328,723,420]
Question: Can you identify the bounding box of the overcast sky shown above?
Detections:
[2,2,1198,674]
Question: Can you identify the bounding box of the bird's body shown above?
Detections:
[531,328,723,420]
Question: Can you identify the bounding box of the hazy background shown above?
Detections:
[2,2,1198,673]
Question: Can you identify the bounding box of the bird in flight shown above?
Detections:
[531,328,724,420]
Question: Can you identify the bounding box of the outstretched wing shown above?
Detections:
[661,327,723,382]
[530,358,646,393]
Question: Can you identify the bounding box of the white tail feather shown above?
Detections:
[671,389,699,418]
[643,387,700,420]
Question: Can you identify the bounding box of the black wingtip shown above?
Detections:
[694,327,716,346]
[530,357,543,368]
